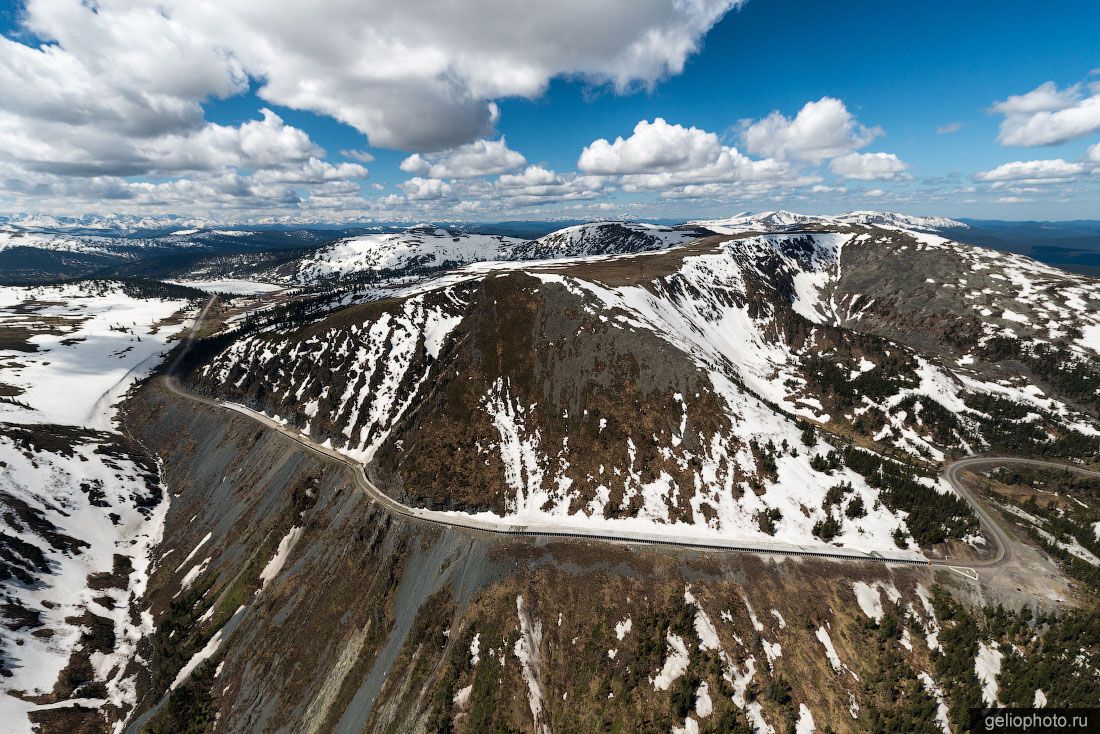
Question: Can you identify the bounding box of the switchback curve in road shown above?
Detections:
[160,299,1097,570]
[941,455,1100,569]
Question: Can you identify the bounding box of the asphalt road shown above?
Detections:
[161,299,1096,570]
[942,455,1100,569]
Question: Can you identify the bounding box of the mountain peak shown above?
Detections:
[689,210,967,234]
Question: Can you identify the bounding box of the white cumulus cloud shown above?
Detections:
[0,0,745,217]
[5,0,742,154]
[974,158,1086,182]
[991,79,1100,146]
[1086,141,1100,164]
[399,177,456,200]
[578,118,725,174]
[577,117,795,194]
[497,165,562,188]
[740,97,882,162]
[828,152,909,180]
[400,139,526,178]
[341,149,375,163]
[138,109,323,174]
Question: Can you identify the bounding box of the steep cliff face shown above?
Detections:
[120,380,1099,734]
[122,380,938,734]
[122,381,463,733]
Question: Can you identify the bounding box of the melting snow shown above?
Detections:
[684,586,722,650]
[918,672,952,734]
[653,632,690,690]
[470,632,481,666]
[815,627,852,678]
[796,704,815,734]
[914,584,942,652]
[176,532,213,572]
[695,681,713,718]
[259,526,304,587]
[178,557,212,593]
[514,597,549,734]
[453,684,473,708]
[852,582,884,622]
[171,605,245,690]
[975,641,1003,707]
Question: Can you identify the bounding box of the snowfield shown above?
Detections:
[0,427,168,727]
[167,278,283,295]
[0,282,191,429]
[0,282,194,732]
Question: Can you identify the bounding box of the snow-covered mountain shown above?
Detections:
[0,213,208,232]
[0,225,140,256]
[193,223,1100,558]
[273,221,705,285]
[689,210,813,231]
[690,210,967,234]
[14,215,1097,733]
[832,211,967,230]
[0,213,970,288]
[0,224,326,254]
[506,221,701,260]
[280,226,523,284]
[0,223,354,285]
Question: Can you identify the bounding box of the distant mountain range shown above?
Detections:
[5,211,1100,287]
[689,210,968,232]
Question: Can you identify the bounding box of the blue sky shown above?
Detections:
[1,0,1098,222]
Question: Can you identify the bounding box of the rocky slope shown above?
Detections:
[113,381,1100,733]
[188,223,1100,558]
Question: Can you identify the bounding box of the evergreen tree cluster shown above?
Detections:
[842,447,977,545]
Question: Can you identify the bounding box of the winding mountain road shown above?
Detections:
[160,298,1095,571]
[943,456,1100,567]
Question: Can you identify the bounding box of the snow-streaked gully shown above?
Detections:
[165,299,1100,574]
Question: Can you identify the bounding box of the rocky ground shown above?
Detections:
[114,378,1097,734]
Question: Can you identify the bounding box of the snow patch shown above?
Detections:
[259,526,304,588]
[796,704,815,734]
[975,641,1003,707]
[514,596,549,734]
[653,632,691,691]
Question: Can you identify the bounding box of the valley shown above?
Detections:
[1,212,1098,733]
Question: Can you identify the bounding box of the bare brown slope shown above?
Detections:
[373,272,737,519]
